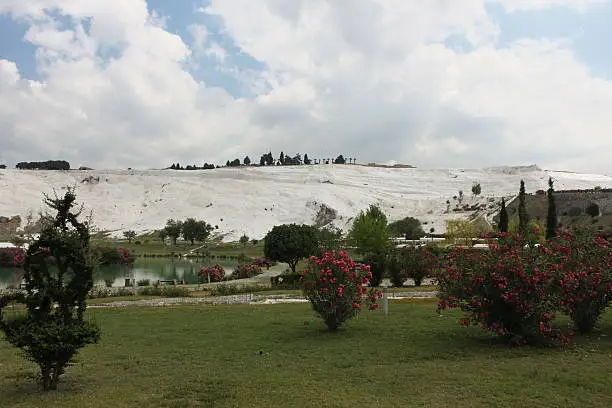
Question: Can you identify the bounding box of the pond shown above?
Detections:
[0,258,239,289]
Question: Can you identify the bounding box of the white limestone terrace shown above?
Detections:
[0,164,610,241]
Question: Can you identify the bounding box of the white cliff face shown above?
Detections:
[0,165,609,241]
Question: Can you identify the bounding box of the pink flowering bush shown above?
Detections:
[436,234,566,346]
[231,264,263,280]
[301,250,382,332]
[0,248,25,267]
[548,229,612,333]
[198,265,226,283]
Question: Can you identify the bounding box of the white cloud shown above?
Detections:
[489,0,610,13]
[0,0,611,174]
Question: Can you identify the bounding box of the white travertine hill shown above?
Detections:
[0,165,609,241]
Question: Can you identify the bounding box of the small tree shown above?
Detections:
[301,251,381,331]
[243,156,251,166]
[498,198,509,233]
[585,203,600,218]
[349,205,390,256]
[239,234,249,247]
[471,183,482,196]
[518,180,529,238]
[264,224,319,273]
[546,178,557,240]
[0,190,100,390]
[164,219,183,245]
[123,230,136,243]
[388,216,424,239]
[158,229,168,243]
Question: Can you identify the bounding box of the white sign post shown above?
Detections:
[381,280,390,316]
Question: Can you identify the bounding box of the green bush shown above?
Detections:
[270,273,302,289]
[208,283,269,297]
[0,190,100,390]
[137,279,151,287]
[137,286,190,297]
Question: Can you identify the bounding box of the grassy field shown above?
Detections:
[1,302,611,407]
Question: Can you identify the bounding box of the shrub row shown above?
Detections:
[436,229,611,346]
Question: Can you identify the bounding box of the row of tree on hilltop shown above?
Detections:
[167,152,356,170]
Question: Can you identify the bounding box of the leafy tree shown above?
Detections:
[239,234,249,247]
[546,177,557,240]
[123,230,136,243]
[472,183,482,196]
[334,155,346,164]
[518,180,529,237]
[388,216,425,239]
[182,218,212,245]
[498,197,509,233]
[158,229,168,243]
[316,226,343,253]
[279,151,285,165]
[244,156,251,166]
[303,153,311,165]
[264,224,319,273]
[0,189,100,390]
[349,205,390,256]
[164,219,183,245]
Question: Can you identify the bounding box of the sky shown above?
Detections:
[1,0,612,174]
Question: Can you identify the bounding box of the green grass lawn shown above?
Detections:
[1,303,611,407]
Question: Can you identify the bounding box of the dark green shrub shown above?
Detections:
[362,252,386,287]
[208,283,268,296]
[585,203,600,218]
[0,190,100,390]
[137,279,151,287]
[270,273,302,289]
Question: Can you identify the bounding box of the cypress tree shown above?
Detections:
[546,177,557,240]
[518,180,529,237]
[498,197,509,233]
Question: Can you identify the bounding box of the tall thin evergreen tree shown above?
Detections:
[498,197,509,233]
[518,180,529,237]
[546,177,557,240]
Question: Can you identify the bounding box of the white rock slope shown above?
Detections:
[0,165,610,240]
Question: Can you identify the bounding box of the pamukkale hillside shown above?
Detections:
[0,164,610,241]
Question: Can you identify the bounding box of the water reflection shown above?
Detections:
[0,258,238,288]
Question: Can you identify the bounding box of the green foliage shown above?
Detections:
[316,226,343,253]
[270,273,302,289]
[0,189,100,390]
[471,183,482,196]
[498,198,509,233]
[518,180,529,237]
[137,279,151,287]
[362,252,386,287]
[349,205,390,255]
[182,218,213,245]
[164,219,183,245]
[264,224,319,273]
[207,283,269,296]
[302,251,381,331]
[388,246,437,287]
[123,230,137,243]
[239,234,249,246]
[137,286,190,297]
[388,216,425,239]
[546,178,557,240]
[585,203,600,218]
